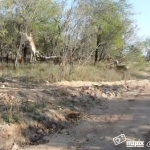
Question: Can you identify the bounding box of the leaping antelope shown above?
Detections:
[25,33,39,63]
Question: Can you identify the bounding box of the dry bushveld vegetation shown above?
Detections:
[0,61,149,83]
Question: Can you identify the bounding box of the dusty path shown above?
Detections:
[0,80,150,149]
[14,80,149,150]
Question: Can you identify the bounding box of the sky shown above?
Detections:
[127,0,150,38]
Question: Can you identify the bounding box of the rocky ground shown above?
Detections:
[0,79,150,150]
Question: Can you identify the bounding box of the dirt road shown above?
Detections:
[0,80,150,150]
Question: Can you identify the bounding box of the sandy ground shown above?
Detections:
[0,79,150,150]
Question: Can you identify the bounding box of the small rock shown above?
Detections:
[65,111,80,120]
[11,143,19,150]
[128,99,135,102]
[102,93,108,98]
[1,85,5,88]
[36,129,44,135]
[52,123,57,129]
[45,81,50,86]
[30,133,44,143]
[86,138,89,142]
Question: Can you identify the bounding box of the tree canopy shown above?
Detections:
[0,0,146,63]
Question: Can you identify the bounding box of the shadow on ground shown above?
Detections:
[0,82,150,150]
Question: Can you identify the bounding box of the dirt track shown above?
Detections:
[0,80,150,150]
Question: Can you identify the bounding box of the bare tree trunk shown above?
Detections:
[14,53,18,69]
[23,45,27,63]
[6,53,9,67]
[0,44,3,63]
[94,49,98,65]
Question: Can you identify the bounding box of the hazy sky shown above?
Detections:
[129,0,150,38]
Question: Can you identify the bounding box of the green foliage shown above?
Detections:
[0,0,145,78]
[74,0,137,60]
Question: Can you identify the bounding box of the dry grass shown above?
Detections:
[0,61,149,83]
